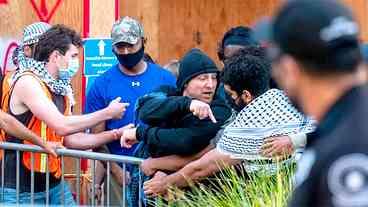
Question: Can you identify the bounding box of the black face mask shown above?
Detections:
[225,92,246,112]
[114,46,144,70]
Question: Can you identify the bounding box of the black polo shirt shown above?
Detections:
[289,85,368,207]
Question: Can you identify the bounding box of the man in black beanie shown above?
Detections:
[119,48,231,206]
[121,48,231,157]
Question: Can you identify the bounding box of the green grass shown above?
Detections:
[154,162,295,207]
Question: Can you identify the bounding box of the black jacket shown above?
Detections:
[135,86,231,157]
[289,85,368,207]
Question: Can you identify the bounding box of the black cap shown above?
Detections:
[177,48,218,92]
[218,26,258,61]
[222,26,258,47]
[362,44,368,63]
[256,0,361,71]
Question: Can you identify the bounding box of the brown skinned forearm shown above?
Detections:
[63,130,117,150]
[0,110,49,149]
[164,149,241,188]
[149,145,214,172]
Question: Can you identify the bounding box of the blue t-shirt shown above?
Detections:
[85,62,176,156]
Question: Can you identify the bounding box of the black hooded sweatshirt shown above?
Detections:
[135,86,231,157]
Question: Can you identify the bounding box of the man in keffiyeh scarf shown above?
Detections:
[142,46,316,197]
[11,21,51,64]
[14,48,75,105]
[9,22,75,104]
[1,24,128,206]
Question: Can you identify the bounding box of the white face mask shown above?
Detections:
[58,58,79,80]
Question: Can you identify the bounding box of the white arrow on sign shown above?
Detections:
[97,40,106,56]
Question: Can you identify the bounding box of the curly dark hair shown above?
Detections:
[222,46,271,98]
[34,24,82,62]
[217,26,258,61]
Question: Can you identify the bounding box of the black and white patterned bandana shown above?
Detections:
[12,46,75,105]
[216,89,315,173]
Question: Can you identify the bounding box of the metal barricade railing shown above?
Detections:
[0,142,144,206]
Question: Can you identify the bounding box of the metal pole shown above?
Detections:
[91,160,95,206]
[31,152,35,205]
[76,158,81,205]
[45,155,49,206]
[123,163,126,207]
[0,142,143,164]
[107,161,111,206]
[61,155,65,206]
[139,167,142,207]
[16,150,20,205]
[1,150,5,202]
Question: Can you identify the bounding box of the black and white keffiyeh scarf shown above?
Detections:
[12,46,75,105]
[216,89,315,173]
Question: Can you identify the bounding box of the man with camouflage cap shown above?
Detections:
[85,16,176,205]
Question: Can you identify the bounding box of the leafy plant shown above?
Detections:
[154,162,295,207]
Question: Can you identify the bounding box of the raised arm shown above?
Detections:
[63,124,134,150]
[136,102,228,155]
[136,122,220,156]
[14,75,127,136]
[137,93,192,125]
[121,101,230,155]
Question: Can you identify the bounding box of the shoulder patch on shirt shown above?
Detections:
[327,153,368,207]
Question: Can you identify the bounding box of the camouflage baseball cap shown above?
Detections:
[111,16,144,45]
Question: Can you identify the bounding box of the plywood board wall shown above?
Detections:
[1,0,367,112]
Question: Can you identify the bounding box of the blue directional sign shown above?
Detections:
[85,75,99,95]
[83,38,117,76]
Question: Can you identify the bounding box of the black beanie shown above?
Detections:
[177,48,218,92]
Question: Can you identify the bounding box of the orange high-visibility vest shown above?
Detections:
[0,71,15,159]
[1,71,71,178]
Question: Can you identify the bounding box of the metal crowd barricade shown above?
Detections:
[0,142,144,206]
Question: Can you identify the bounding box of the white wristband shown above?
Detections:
[289,133,307,148]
